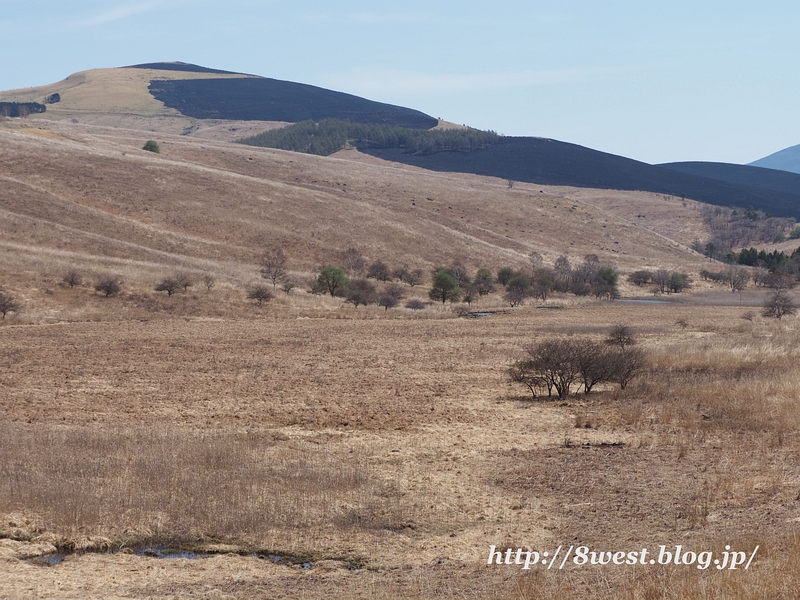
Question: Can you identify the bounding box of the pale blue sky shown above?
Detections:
[1,0,798,164]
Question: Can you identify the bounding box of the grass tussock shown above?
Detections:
[0,424,433,549]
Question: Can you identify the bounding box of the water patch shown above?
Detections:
[257,553,313,568]
[27,554,64,567]
[26,544,315,568]
[128,546,207,559]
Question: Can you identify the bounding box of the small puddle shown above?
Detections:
[127,546,207,559]
[27,545,314,568]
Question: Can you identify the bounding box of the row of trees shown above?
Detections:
[509,326,647,398]
[239,119,500,157]
[628,269,692,294]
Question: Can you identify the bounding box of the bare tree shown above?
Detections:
[405,299,426,310]
[62,270,83,288]
[528,251,544,272]
[95,276,121,297]
[0,290,22,319]
[605,325,637,350]
[247,285,274,306]
[406,268,423,287]
[155,278,180,296]
[448,259,470,287]
[510,337,647,398]
[378,283,406,310]
[367,260,391,282]
[202,275,215,292]
[652,269,672,294]
[461,283,477,307]
[340,247,365,277]
[609,347,648,390]
[175,272,193,293]
[763,290,796,319]
[261,248,288,290]
[724,267,750,292]
[346,279,377,307]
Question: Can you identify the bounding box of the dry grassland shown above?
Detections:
[2,299,800,599]
[1,119,798,598]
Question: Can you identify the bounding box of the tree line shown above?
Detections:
[238,119,500,157]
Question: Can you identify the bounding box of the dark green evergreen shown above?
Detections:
[238,119,499,157]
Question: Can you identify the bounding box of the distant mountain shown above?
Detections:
[749,144,800,175]
[361,137,800,219]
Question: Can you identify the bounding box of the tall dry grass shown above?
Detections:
[0,424,440,551]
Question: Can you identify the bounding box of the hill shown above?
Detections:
[360,137,800,219]
[750,143,800,175]
[3,62,798,219]
[659,161,800,197]
[0,62,436,128]
[0,120,706,311]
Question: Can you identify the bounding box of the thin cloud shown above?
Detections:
[319,66,652,98]
[350,12,432,24]
[72,1,166,27]
[298,11,432,25]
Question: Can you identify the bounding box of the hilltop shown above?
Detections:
[0,62,436,128]
[3,63,800,218]
[750,142,800,175]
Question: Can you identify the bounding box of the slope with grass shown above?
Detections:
[361,137,800,219]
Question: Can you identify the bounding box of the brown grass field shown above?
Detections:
[1,108,799,599]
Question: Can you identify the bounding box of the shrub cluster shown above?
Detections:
[509,327,647,398]
[628,269,691,294]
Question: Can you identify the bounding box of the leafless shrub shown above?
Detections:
[154,278,180,296]
[94,276,121,297]
[346,279,376,307]
[763,290,797,319]
[378,283,406,310]
[605,324,636,350]
[174,272,193,292]
[340,247,365,277]
[0,290,22,319]
[202,275,215,292]
[260,247,288,290]
[62,270,83,288]
[405,299,426,310]
[511,336,648,398]
[246,285,273,306]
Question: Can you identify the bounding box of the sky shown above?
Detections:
[1,0,798,165]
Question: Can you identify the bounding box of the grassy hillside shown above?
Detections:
[0,120,707,319]
[0,64,436,129]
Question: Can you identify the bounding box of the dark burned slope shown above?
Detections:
[660,161,800,197]
[361,137,800,218]
[149,77,437,128]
